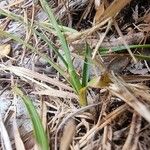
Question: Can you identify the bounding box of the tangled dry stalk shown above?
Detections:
[0,0,150,150]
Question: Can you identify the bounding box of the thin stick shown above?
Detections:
[92,19,112,59]
[54,102,100,150]
[114,20,137,63]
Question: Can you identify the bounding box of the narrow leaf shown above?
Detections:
[0,9,68,67]
[99,44,150,54]
[13,87,49,150]
[82,43,91,87]
[39,0,82,93]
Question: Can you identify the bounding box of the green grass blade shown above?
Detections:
[0,10,81,94]
[13,86,49,150]
[99,44,150,54]
[134,54,150,61]
[82,43,91,87]
[99,44,150,61]
[38,21,78,34]
[0,9,68,67]
[0,30,67,79]
[39,0,72,64]
[0,7,86,105]
[0,9,77,34]
[39,0,82,93]
[0,5,82,94]
[35,30,68,67]
[0,29,80,92]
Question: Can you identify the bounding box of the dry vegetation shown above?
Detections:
[0,0,150,150]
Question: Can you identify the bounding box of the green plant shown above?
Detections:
[13,87,49,150]
[99,44,150,54]
[0,0,92,106]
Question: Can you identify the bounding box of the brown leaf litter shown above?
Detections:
[0,0,150,150]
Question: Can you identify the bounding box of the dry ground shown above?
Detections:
[0,0,150,150]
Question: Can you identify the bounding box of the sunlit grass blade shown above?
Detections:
[39,0,82,93]
[82,43,91,87]
[13,86,49,150]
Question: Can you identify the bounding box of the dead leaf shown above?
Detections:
[94,0,101,9]
[60,119,76,150]
[88,72,112,88]
[144,12,150,24]
[98,71,112,87]
[0,44,11,58]
[109,73,150,123]
[107,56,130,73]
[13,118,25,150]
[95,0,132,24]
[94,2,105,24]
